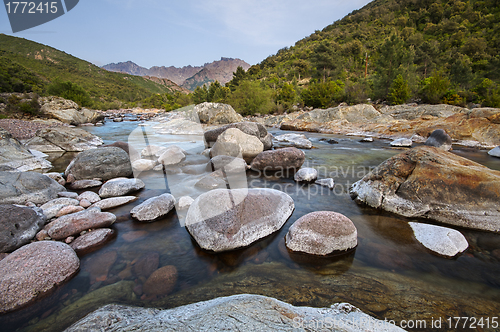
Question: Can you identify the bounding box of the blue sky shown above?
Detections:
[1,0,372,68]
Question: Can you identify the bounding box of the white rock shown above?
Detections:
[98,178,145,198]
[390,138,412,147]
[158,146,186,166]
[488,146,500,158]
[274,133,313,149]
[409,222,468,258]
[130,194,176,222]
[315,178,335,189]
[77,191,101,204]
[132,159,157,172]
[91,196,138,210]
[178,196,194,210]
[211,128,264,160]
[294,168,318,182]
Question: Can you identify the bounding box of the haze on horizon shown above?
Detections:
[0,0,372,68]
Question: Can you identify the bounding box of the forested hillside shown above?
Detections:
[0,34,180,109]
[200,0,500,114]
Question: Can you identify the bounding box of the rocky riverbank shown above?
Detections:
[1,101,499,331]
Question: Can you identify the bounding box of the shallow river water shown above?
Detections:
[2,119,500,332]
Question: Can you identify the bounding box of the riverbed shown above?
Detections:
[2,119,500,332]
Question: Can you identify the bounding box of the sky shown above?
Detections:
[0,0,372,68]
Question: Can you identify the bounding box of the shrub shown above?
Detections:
[47,81,93,107]
[301,80,345,108]
[388,74,411,105]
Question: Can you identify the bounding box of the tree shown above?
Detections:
[227,66,247,91]
[301,80,345,108]
[421,70,450,104]
[47,80,92,107]
[227,80,274,116]
[312,41,341,81]
[192,85,209,104]
[389,74,411,105]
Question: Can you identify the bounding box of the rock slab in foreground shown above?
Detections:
[64,294,404,332]
[285,211,358,255]
[350,146,500,233]
[0,241,79,314]
[0,171,65,205]
[409,222,468,258]
[0,204,46,253]
[186,188,294,252]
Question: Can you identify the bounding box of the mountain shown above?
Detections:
[103,61,202,86]
[0,34,184,109]
[244,0,500,107]
[103,57,251,91]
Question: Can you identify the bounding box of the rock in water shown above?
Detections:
[211,128,264,161]
[46,208,116,240]
[488,146,500,158]
[424,129,452,151]
[204,122,271,150]
[194,102,243,124]
[91,196,138,210]
[315,178,335,189]
[69,228,115,255]
[0,205,46,253]
[285,211,357,255]
[98,178,145,198]
[157,146,186,166]
[64,294,404,332]
[0,171,65,205]
[294,168,318,182]
[209,155,248,174]
[390,138,413,147]
[130,194,176,222]
[409,222,468,258]
[142,265,178,297]
[0,241,79,314]
[186,188,294,252]
[274,133,313,149]
[350,146,500,232]
[250,147,305,171]
[65,147,133,181]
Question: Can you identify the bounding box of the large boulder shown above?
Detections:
[65,147,133,181]
[25,127,103,153]
[211,128,264,161]
[0,128,52,171]
[285,211,357,255]
[186,188,294,252]
[379,104,467,120]
[194,102,243,124]
[204,122,272,150]
[41,96,104,125]
[250,147,305,171]
[0,205,46,253]
[297,104,384,123]
[157,146,186,166]
[0,171,65,205]
[424,129,452,151]
[64,294,404,332]
[0,241,80,314]
[350,146,500,233]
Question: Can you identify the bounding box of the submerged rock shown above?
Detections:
[350,146,500,232]
[424,129,452,151]
[409,222,468,258]
[69,228,115,255]
[0,204,46,253]
[130,194,176,222]
[142,265,178,297]
[0,241,79,314]
[65,147,132,181]
[294,167,318,182]
[186,188,294,252]
[64,294,403,332]
[250,147,305,171]
[285,211,358,255]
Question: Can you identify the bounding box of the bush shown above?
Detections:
[389,74,411,105]
[420,70,450,104]
[47,81,93,107]
[227,80,275,116]
[475,78,500,108]
[301,80,345,108]
[5,94,41,115]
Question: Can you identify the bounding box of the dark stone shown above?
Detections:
[0,205,46,253]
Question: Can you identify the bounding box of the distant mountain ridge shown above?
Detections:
[102,57,251,91]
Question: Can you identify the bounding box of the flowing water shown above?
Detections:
[2,119,500,332]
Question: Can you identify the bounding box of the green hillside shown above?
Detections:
[215,0,500,113]
[0,34,177,109]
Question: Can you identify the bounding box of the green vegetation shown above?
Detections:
[215,0,500,112]
[0,34,179,110]
[4,94,41,116]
